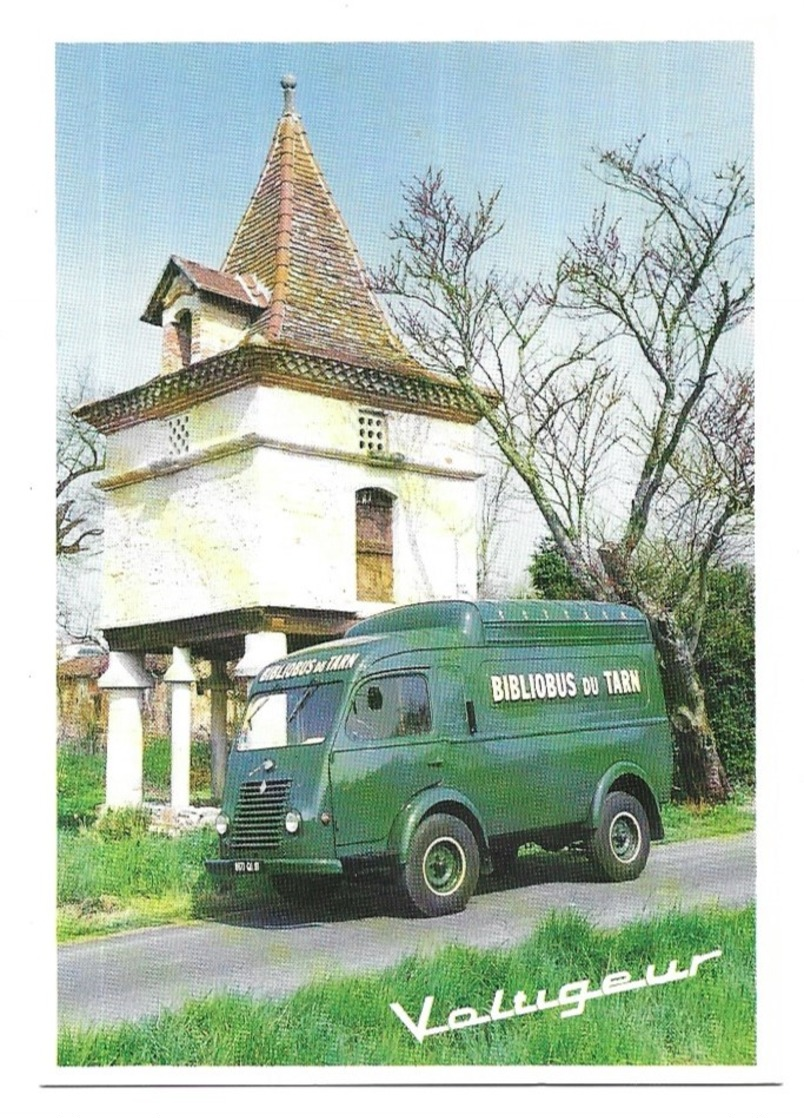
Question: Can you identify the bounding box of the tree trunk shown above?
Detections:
[597,545,731,803]
[647,609,732,803]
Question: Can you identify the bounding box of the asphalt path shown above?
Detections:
[58,832,755,1028]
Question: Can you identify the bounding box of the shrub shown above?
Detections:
[529,540,585,599]
[93,805,151,841]
[694,566,755,784]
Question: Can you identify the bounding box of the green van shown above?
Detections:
[205,600,674,917]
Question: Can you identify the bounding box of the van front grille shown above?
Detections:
[229,779,292,851]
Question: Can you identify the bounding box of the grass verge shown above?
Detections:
[58,739,213,830]
[661,785,755,843]
[58,904,755,1066]
[57,828,220,940]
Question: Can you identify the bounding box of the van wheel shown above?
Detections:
[588,792,650,882]
[404,813,480,917]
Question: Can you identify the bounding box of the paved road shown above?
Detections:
[58,832,754,1028]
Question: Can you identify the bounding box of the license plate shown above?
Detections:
[234,860,261,873]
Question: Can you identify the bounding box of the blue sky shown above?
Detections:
[56,41,753,400]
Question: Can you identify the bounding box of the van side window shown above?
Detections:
[346,674,432,742]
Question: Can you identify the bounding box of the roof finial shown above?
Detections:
[281,73,297,114]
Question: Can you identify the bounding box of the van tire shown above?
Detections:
[404,813,480,917]
[588,792,650,882]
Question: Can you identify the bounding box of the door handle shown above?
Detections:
[427,758,444,768]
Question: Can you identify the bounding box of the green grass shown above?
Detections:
[57,828,220,940]
[661,786,755,843]
[140,738,214,805]
[57,740,218,940]
[57,749,106,830]
[57,739,214,830]
[56,742,261,941]
[58,904,755,1066]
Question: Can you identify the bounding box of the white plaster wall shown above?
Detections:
[391,470,477,603]
[101,451,267,627]
[106,386,259,475]
[100,383,481,628]
[250,445,477,612]
[162,288,252,367]
[106,382,479,479]
[194,300,252,363]
[251,385,478,476]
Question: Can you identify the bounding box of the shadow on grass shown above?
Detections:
[200,846,605,930]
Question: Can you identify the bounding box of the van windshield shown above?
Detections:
[237,681,344,751]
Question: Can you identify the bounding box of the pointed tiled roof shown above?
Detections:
[79,76,487,433]
[222,74,422,375]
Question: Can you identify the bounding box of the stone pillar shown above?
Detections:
[234,631,288,680]
[209,660,229,802]
[98,652,152,808]
[165,647,196,810]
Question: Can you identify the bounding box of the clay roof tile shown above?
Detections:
[82,76,488,431]
[222,75,421,375]
[141,257,270,325]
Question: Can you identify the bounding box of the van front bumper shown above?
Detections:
[205,857,343,878]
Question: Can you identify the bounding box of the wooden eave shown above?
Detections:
[103,605,356,658]
[75,342,490,434]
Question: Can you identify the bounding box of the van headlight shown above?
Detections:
[215,813,230,836]
[285,809,302,834]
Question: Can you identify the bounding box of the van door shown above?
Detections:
[328,670,445,850]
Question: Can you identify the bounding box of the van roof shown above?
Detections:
[252,600,651,688]
[347,599,646,641]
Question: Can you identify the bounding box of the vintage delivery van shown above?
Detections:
[206,600,674,916]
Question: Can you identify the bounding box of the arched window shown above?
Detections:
[175,310,193,367]
[356,488,394,602]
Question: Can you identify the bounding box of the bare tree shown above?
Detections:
[649,367,755,654]
[374,170,614,594]
[477,450,526,598]
[57,372,106,558]
[375,148,753,802]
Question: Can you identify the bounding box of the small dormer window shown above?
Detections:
[175,310,193,367]
[167,414,190,456]
[358,410,387,454]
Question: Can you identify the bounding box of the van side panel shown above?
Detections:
[461,642,671,836]
[328,738,441,849]
[328,637,672,852]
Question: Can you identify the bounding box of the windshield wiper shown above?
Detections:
[287,684,317,728]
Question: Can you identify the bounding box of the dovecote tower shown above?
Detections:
[78,76,483,807]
